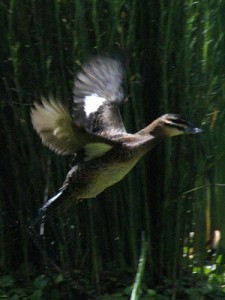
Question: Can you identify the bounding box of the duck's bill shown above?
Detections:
[185,126,204,134]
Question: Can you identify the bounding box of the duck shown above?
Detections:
[31,55,203,219]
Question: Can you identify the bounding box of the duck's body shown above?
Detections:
[62,134,155,199]
[41,132,157,212]
[31,55,202,218]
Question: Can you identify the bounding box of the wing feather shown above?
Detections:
[31,97,121,158]
[73,56,126,134]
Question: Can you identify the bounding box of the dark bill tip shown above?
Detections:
[186,127,204,134]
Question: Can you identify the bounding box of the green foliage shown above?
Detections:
[0,274,48,299]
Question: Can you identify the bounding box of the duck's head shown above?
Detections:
[148,114,203,138]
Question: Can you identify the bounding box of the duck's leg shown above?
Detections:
[38,190,65,235]
[31,188,72,235]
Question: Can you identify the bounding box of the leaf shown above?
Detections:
[54,274,64,284]
[147,289,157,296]
[0,275,14,288]
[216,254,223,265]
[10,295,20,300]
[30,290,42,300]
[100,293,126,300]
[33,275,49,290]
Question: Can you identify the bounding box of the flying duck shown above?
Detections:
[31,55,203,220]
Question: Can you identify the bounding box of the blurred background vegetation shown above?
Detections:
[1,0,225,299]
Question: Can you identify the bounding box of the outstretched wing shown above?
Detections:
[31,56,127,160]
[31,98,77,155]
[31,97,118,157]
[73,55,126,135]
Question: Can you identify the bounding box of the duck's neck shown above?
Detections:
[140,134,162,154]
[125,132,161,160]
[135,124,165,155]
[138,120,165,138]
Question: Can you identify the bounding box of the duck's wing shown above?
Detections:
[31,56,126,159]
[31,97,118,157]
[73,55,126,135]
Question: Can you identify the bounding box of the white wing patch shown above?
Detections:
[84,143,113,161]
[84,94,106,117]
